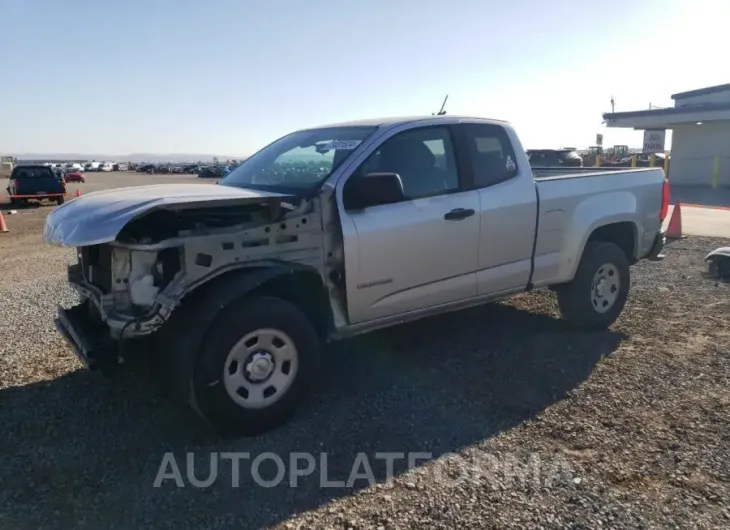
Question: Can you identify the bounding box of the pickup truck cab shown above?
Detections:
[44,116,668,435]
[7,165,66,205]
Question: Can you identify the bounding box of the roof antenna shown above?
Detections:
[433,95,448,116]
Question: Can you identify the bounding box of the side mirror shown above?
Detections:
[345,172,405,210]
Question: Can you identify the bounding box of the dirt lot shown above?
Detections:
[0,176,728,529]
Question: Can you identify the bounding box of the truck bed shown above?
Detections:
[529,166,666,288]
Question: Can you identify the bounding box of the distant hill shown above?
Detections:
[9,153,246,163]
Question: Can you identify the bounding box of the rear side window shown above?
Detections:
[462,124,518,188]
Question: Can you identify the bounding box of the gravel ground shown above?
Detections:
[0,200,728,529]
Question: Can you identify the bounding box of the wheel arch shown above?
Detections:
[586,221,638,263]
[563,219,639,282]
[156,262,332,403]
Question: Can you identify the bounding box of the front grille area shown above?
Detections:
[79,245,113,293]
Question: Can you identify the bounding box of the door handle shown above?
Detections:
[444,208,476,221]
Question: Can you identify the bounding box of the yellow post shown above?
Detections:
[631,155,636,168]
[594,154,601,168]
[664,154,669,178]
[712,156,720,188]
[650,154,656,167]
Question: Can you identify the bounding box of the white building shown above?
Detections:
[603,83,730,186]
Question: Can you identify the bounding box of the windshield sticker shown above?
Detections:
[506,156,516,171]
[325,140,362,150]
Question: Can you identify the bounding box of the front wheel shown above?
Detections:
[186,296,321,435]
[557,241,630,329]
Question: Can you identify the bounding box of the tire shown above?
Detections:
[557,241,630,330]
[56,196,65,205]
[162,296,321,436]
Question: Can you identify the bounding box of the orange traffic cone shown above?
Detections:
[0,211,9,233]
[75,189,81,198]
[666,202,684,239]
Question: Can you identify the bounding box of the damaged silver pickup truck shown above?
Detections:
[45,116,668,434]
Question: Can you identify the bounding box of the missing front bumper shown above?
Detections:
[55,303,117,370]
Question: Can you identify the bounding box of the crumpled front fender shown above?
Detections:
[43,183,293,247]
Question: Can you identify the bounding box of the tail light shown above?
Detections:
[660,178,670,221]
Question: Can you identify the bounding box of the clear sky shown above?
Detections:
[1,0,728,156]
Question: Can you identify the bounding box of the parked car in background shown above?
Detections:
[7,165,66,205]
[65,170,85,183]
[527,148,583,168]
[0,156,14,179]
[112,163,129,171]
[136,164,156,173]
[197,165,230,178]
[52,167,66,181]
[98,162,114,172]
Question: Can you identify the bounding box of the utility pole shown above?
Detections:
[610,95,615,113]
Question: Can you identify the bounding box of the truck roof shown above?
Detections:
[305,115,509,130]
[13,164,52,170]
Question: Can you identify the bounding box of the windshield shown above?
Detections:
[219,126,377,195]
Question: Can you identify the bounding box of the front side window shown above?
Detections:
[220,126,377,196]
[356,126,459,200]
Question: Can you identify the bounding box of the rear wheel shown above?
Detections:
[557,242,630,329]
[56,196,65,205]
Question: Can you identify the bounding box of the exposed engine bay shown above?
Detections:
[116,203,280,244]
[67,197,330,339]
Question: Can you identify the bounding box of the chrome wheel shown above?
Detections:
[591,263,620,314]
[223,328,299,409]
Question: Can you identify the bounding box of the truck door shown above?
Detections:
[339,125,480,324]
[458,123,538,295]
